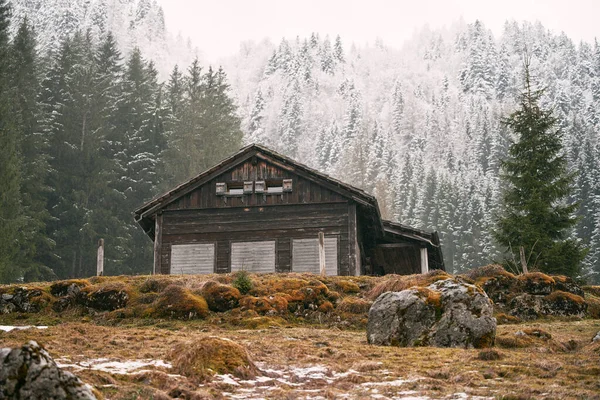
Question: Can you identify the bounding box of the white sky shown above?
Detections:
[158,0,599,62]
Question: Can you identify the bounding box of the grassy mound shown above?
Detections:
[150,284,209,320]
[200,281,241,312]
[168,337,259,381]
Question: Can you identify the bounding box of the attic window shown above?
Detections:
[216,182,248,196]
[255,181,265,193]
[228,182,244,195]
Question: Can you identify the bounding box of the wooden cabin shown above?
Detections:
[134,144,444,276]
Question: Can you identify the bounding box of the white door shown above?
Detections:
[231,241,276,273]
[292,237,338,275]
[170,243,215,274]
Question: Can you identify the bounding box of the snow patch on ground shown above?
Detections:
[55,357,173,375]
[0,325,48,332]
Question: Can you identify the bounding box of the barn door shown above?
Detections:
[170,243,215,274]
[292,237,338,275]
[231,241,276,273]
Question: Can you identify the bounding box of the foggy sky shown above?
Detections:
[158,0,599,62]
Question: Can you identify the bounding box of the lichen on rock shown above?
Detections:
[0,341,97,399]
[367,278,496,349]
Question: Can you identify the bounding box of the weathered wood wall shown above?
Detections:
[159,202,350,275]
[164,158,346,210]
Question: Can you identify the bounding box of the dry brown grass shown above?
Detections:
[1,319,599,399]
[365,270,452,300]
[337,297,372,314]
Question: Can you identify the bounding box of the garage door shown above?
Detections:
[292,237,338,275]
[231,241,276,273]
[170,243,215,274]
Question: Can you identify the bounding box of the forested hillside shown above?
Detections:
[225,22,600,281]
[1,0,598,283]
[7,0,195,77]
[0,0,241,282]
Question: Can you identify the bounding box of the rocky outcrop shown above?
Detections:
[0,288,49,314]
[367,278,496,348]
[0,341,96,400]
[465,266,588,321]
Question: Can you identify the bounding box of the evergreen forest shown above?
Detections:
[1,0,599,283]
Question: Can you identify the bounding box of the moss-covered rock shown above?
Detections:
[519,272,556,295]
[367,278,496,349]
[80,283,129,311]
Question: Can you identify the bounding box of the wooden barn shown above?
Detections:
[134,144,444,276]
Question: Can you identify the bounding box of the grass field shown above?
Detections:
[1,272,599,399]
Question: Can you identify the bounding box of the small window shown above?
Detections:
[243,181,254,194]
[265,179,283,194]
[283,179,293,192]
[255,181,265,193]
[267,185,283,193]
[216,183,227,195]
[216,182,247,196]
[228,181,244,195]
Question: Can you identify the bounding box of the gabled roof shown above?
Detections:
[134,143,384,234]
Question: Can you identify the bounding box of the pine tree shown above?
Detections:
[0,0,27,282]
[8,18,55,281]
[494,62,585,277]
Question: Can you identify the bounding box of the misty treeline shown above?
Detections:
[231,22,600,282]
[0,0,241,283]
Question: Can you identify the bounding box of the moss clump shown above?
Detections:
[200,281,241,312]
[413,287,442,309]
[495,313,521,324]
[261,277,309,294]
[544,290,585,305]
[477,349,503,361]
[153,284,208,320]
[463,264,516,281]
[232,271,253,295]
[138,278,171,294]
[519,272,556,295]
[239,295,288,315]
[337,297,372,314]
[318,301,334,313]
[335,280,360,294]
[366,270,451,300]
[169,337,259,381]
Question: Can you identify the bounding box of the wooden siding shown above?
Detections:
[159,202,350,275]
[163,158,346,211]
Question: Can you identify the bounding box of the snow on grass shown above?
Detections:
[55,357,173,375]
[0,325,48,332]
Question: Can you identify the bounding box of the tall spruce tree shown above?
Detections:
[0,0,26,282]
[494,61,585,277]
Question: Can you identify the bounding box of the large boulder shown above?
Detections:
[0,341,97,400]
[367,278,496,349]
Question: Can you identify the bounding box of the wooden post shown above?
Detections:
[153,213,163,275]
[519,246,528,274]
[318,231,326,276]
[420,247,429,274]
[348,203,357,276]
[96,239,104,276]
